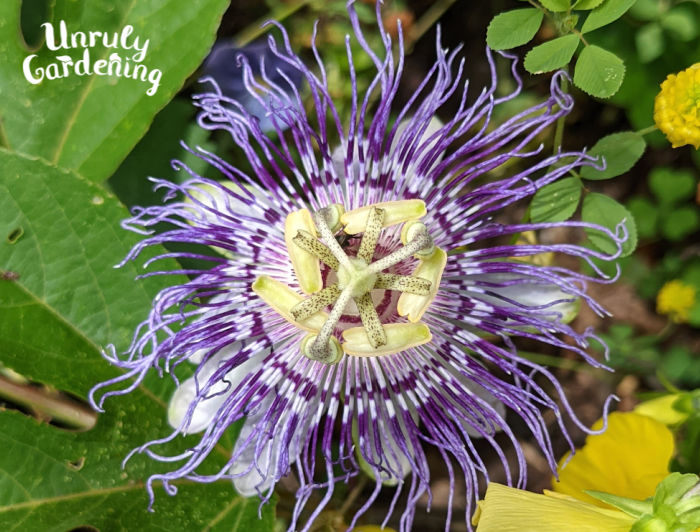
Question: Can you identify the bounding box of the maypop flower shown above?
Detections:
[654,63,700,149]
[90,2,626,530]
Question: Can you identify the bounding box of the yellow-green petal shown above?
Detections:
[341,199,426,234]
[473,483,635,532]
[252,276,327,331]
[552,412,674,507]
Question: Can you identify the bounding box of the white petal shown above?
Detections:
[471,273,580,324]
[167,343,268,434]
[391,116,445,174]
[230,398,305,496]
[456,377,506,438]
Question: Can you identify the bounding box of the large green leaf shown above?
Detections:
[0,150,274,530]
[0,0,228,183]
[0,404,275,531]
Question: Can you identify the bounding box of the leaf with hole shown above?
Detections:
[486,8,544,50]
[531,177,582,223]
[582,193,637,257]
[0,150,275,530]
[524,34,580,73]
[580,131,646,180]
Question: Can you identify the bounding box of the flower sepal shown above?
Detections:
[586,473,700,532]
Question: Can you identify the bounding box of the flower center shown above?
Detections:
[252,200,448,364]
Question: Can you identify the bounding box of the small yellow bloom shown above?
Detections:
[654,63,700,149]
[472,483,635,531]
[657,279,697,323]
[552,412,674,507]
[634,393,689,426]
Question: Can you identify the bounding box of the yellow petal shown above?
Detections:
[252,276,327,332]
[397,247,447,322]
[634,393,689,426]
[473,483,635,532]
[552,412,674,507]
[284,209,322,294]
[342,322,431,357]
[341,200,426,234]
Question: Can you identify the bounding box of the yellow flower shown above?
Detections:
[634,393,689,426]
[551,411,674,507]
[472,483,635,531]
[654,63,700,149]
[657,279,697,323]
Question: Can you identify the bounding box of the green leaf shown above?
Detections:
[524,34,580,73]
[581,0,637,33]
[531,177,582,222]
[626,197,658,239]
[540,0,570,12]
[0,0,228,183]
[648,168,697,205]
[635,23,665,63]
[572,0,604,10]
[486,8,544,50]
[661,7,698,41]
[573,45,625,98]
[629,0,663,21]
[661,207,700,242]
[582,193,638,257]
[580,131,646,180]
[0,150,273,530]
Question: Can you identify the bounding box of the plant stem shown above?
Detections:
[636,125,658,136]
[234,0,311,47]
[339,475,369,517]
[406,0,459,51]
[0,375,96,430]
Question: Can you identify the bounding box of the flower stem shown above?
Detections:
[339,474,369,517]
[234,0,311,47]
[0,375,96,430]
[637,125,658,136]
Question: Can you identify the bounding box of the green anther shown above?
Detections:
[314,206,353,270]
[374,273,431,295]
[291,284,342,321]
[293,230,340,270]
[357,207,385,263]
[302,334,343,364]
[354,293,387,348]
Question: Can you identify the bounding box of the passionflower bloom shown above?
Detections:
[654,63,700,149]
[90,2,626,530]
